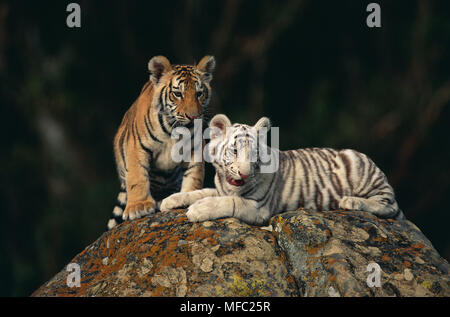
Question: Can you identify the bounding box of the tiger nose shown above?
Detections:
[238,171,249,179]
[186,113,199,121]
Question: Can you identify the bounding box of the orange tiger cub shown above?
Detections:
[107,55,216,229]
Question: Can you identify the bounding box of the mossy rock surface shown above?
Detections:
[31,209,450,297]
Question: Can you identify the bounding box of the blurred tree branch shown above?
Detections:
[210,0,241,54]
[391,81,450,187]
[216,0,304,82]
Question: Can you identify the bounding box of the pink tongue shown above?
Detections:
[227,178,244,186]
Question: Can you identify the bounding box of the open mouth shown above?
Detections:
[226,177,245,187]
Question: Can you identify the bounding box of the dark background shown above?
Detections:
[1,0,449,296]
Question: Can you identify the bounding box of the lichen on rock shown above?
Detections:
[31,209,450,297]
[270,210,450,297]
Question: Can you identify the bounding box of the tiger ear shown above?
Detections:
[254,117,271,133]
[148,56,172,84]
[196,55,216,83]
[209,114,231,139]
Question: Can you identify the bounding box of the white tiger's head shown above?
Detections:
[207,114,271,189]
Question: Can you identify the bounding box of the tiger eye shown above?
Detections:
[173,91,182,98]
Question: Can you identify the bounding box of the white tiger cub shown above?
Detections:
[160,114,405,225]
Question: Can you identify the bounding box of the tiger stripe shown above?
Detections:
[108,55,215,229]
[160,114,405,225]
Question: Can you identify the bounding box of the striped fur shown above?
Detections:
[108,55,215,230]
[160,114,404,225]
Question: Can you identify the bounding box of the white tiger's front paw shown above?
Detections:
[339,196,363,211]
[160,193,189,212]
[186,197,220,222]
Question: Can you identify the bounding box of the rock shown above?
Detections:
[31,209,450,297]
[31,210,297,297]
[271,210,450,297]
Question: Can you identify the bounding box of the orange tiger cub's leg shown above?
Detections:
[180,161,205,192]
[180,139,205,192]
[122,142,156,221]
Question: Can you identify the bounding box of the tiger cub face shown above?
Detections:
[208,114,271,190]
[148,55,215,127]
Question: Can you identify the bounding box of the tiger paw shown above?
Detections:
[160,193,189,212]
[339,196,363,211]
[123,199,156,221]
[186,197,220,222]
